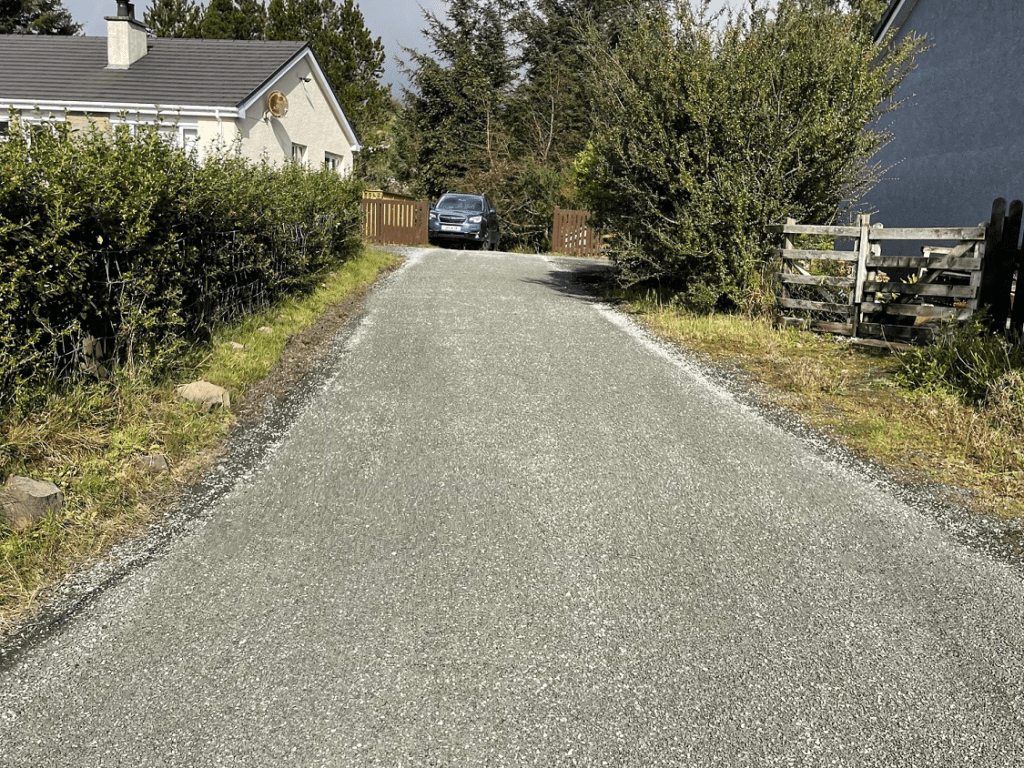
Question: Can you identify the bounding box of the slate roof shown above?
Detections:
[0,36,308,108]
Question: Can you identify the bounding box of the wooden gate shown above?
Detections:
[552,208,604,257]
[773,214,988,345]
[361,198,429,246]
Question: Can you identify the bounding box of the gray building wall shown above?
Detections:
[865,0,1024,230]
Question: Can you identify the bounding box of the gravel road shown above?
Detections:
[2,248,1023,767]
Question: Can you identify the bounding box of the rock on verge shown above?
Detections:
[2,476,64,531]
[175,381,231,412]
[135,454,171,475]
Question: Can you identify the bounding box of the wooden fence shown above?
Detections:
[772,213,991,345]
[552,208,604,257]
[361,198,429,246]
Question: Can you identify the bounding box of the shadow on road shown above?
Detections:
[521,258,616,303]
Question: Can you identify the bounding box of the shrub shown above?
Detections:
[0,120,361,408]
[896,317,1024,404]
[985,370,1024,433]
[575,0,923,312]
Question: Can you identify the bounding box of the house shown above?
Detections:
[865,0,1024,229]
[0,1,360,173]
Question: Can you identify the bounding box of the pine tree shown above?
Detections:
[0,0,80,34]
[144,0,202,37]
[199,0,264,39]
[403,0,517,198]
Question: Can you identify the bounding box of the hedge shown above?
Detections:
[0,120,362,406]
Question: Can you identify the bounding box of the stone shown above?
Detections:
[224,341,246,351]
[175,381,230,412]
[1,476,64,531]
[81,335,111,380]
[258,326,274,334]
[136,454,170,474]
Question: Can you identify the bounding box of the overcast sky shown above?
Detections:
[64,0,732,92]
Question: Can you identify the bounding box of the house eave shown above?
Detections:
[873,0,924,44]
[0,99,242,119]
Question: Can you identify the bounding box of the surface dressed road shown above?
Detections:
[2,249,1023,766]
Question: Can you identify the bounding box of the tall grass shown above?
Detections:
[0,247,397,632]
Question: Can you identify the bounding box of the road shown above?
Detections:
[2,248,1023,766]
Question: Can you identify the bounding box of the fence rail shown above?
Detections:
[772,212,997,346]
[552,208,605,257]
[361,198,429,246]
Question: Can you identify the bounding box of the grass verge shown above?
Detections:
[618,293,1024,521]
[0,246,399,635]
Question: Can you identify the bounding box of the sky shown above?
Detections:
[63,0,732,92]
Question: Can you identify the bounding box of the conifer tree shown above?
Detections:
[0,0,80,34]
[144,0,202,37]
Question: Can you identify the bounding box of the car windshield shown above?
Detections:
[437,195,482,212]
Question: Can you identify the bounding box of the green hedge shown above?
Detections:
[0,121,362,406]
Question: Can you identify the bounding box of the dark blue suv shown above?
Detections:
[427,193,500,250]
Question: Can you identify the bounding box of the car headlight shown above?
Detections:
[469,215,482,223]
[429,211,437,220]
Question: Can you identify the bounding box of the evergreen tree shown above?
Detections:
[144,0,202,37]
[403,0,517,198]
[0,0,80,34]
[198,0,265,39]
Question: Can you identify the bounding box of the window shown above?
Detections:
[324,152,342,172]
[18,115,64,145]
[0,119,8,142]
[291,143,307,164]
[115,118,199,154]
[181,127,199,154]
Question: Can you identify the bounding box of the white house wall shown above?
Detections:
[197,116,240,159]
[235,57,355,174]
[866,0,1024,233]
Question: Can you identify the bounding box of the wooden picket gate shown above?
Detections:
[361,198,429,246]
[552,208,604,257]
[772,214,988,345]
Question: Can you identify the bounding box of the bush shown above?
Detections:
[0,120,361,408]
[986,370,1024,432]
[575,0,923,312]
[896,317,1024,404]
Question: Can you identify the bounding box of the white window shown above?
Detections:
[111,118,200,156]
[17,114,64,145]
[181,127,199,154]
[324,152,342,172]
[0,119,9,142]
[291,143,307,164]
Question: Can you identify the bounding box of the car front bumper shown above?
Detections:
[428,219,486,242]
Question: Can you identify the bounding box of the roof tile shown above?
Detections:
[0,36,307,108]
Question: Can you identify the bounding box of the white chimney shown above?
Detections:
[105,1,148,69]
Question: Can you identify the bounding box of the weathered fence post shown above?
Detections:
[779,217,795,318]
[851,213,872,339]
[979,198,1007,331]
[990,199,1023,332]
[1011,219,1024,337]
